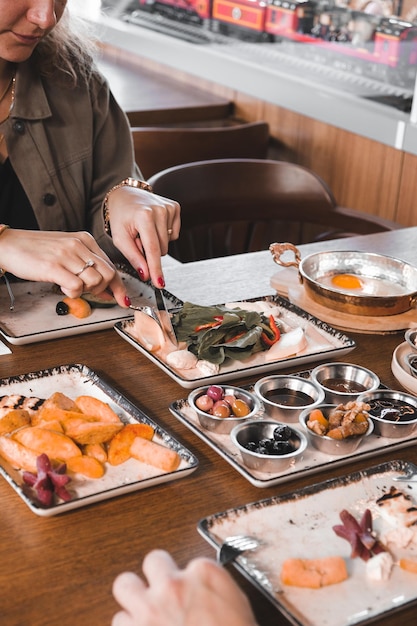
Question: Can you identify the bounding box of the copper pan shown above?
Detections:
[270,242,417,316]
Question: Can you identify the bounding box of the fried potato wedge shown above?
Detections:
[67,455,105,479]
[108,423,155,466]
[0,435,39,472]
[130,436,180,472]
[31,408,99,426]
[83,442,108,463]
[75,396,122,424]
[0,409,31,435]
[41,392,80,412]
[62,419,123,445]
[35,419,64,433]
[13,426,82,461]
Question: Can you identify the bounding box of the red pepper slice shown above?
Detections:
[225,331,247,343]
[194,316,224,332]
[261,315,281,347]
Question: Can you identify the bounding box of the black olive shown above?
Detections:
[273,425,292,441]
[56,301,69,316]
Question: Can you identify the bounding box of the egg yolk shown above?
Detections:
[331,274,363,290]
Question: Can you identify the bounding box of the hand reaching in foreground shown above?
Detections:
[112,550,259,626]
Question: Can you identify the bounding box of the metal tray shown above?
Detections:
[198,460,417,626]
[0,364,198,516]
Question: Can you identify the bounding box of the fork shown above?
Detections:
[216,535,259,566]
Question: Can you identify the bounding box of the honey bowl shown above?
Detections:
[254,375,325,423]
[310,362,380,404]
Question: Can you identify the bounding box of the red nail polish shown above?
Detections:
[157,276,165,288]
[124,295,131,307]
[137,268,145,281]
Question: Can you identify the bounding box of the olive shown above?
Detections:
[273,425,292,441]
[212,400,231,418]
[230,398,251,417]
[56,301,69,316]
[195,394,214,413]
[207,385,224,402]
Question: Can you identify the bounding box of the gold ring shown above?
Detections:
[76,259,94,276]
[167,228,173,236]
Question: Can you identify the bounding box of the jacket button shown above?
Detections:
[43,193,56,206]
[12,120,25,134]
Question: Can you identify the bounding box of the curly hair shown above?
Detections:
[32,8,98,87]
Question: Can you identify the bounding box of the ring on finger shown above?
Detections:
[76,259,95,276]
[167,228,173,236]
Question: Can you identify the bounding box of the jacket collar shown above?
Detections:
[12,59,52,120]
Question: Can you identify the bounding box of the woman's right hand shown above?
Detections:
[0,229,128,307]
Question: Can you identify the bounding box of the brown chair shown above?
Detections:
[148,158,402,263]
[131,121,270,179]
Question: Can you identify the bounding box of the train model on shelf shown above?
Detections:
[137,0,417,85]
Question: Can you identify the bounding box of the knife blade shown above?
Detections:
[153,287,178,347]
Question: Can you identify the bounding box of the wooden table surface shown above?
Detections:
[1,228,417,626]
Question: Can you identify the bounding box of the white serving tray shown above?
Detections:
[170,370,417,487]
[115,294,356,389]
[198,460,417,626]
[0,364,198,516]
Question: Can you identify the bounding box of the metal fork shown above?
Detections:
[216,535,259,566]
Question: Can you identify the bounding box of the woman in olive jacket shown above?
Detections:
[0,2,180,306]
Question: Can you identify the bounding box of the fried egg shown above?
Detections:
[320,273,407,296]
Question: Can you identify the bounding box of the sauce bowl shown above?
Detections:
[310,362,380,404]
[357,388,417,438]
[254,375,325,422]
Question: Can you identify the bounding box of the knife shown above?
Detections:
[153,287,178,347]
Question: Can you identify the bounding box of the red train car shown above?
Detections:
[138,0,212,22]
[211,0,269,35]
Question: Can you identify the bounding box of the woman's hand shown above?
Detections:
[0,229,128,307]
[106,186,180,287]
[112,550,259,626]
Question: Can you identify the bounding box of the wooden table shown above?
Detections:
[1,228,417,626]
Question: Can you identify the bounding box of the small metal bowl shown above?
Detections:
[310,362,380,404]
[231,419,307,473]
[358,389,417,438]
[188,385,261,435]
[405,353,417,378]
[254,375,325,423]
[299,404,374,455]
[405,329,417,352]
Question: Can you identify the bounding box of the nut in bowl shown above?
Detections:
[310,362,380,404]
[254,375,325,423]
[231,420,307,473]
[299,402,374,455]
[188,384,261,435]
[357,388,417,438]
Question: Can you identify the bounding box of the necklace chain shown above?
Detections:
[0,73,14,105]
[0,73,16,126]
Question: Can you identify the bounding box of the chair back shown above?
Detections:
[132,122,270,179]
[148,158,401,262]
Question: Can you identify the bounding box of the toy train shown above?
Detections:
[137,0,417,85]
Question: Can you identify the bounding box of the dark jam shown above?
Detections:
[320,378,367,394]
[368,399,417,422]
[264,389,314,407]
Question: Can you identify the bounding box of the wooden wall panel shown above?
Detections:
[396,152,417,226]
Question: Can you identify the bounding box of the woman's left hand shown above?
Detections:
[106,186,180,287]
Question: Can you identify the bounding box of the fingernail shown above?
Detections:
[137,267,145,281]
[157,276,165,288]
[124,295,131,307]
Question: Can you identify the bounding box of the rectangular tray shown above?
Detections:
[0,267,152,344]
[115,294,355,389]
[0,364,198,516]
[198,460,417,626]
[170,371,417,487]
